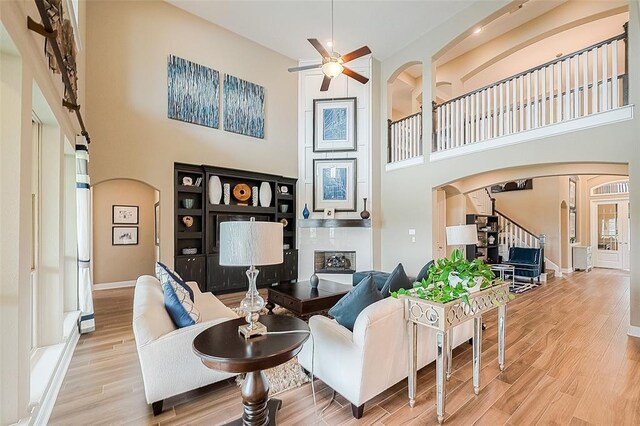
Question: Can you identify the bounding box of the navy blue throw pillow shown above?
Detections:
[329,275,383,331]
[416,260,434,283]
[381,263,411,297]
[156,262,194,301]
[163,283,196,328]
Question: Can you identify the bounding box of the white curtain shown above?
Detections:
[76,136,95,333]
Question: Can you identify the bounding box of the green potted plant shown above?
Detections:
[391,249,500,305]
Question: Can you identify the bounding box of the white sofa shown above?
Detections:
[132,275,238,415]
[297,297,473,418]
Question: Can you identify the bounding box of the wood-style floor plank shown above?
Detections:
[50,269,639,425]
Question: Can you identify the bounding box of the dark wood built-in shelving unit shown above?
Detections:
[174,163,298,294]
[466,214,499,264]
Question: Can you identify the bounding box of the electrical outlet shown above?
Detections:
[408,229,416,235]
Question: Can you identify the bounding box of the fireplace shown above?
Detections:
[314,251,356,274]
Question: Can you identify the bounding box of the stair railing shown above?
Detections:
[387,111,422,164]
[433,29,628,153]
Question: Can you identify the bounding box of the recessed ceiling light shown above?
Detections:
[473,27,482,34]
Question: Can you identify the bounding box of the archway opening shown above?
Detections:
[387,62,423,164]
[92,178,160,287]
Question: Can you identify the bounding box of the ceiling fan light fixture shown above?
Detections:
[322,61,343,78]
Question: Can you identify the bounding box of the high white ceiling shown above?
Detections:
[166,0,477,61]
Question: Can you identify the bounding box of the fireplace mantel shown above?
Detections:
[298,219,371,228]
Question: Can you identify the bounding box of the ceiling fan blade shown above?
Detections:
[288,63,322,72]
[341,46,371,63]
[343,67,369,84]
[320,75,331,92]
[308,38,330,58]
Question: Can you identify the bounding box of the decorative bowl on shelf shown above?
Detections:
[233,183,251,202]
[279,204,289,213]
[182,248,197,255]
[182,198,195,209]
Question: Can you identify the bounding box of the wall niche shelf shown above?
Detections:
[298,219,371,228]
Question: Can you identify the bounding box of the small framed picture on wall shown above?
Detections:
[113,205,139,224]
[569,210,577,240]
[313,97,357,152]
[112,226,138,245]
[569,179,576,209]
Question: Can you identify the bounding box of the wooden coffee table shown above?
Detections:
[265,279,350,316]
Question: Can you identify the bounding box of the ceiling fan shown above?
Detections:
[288,0,371,92]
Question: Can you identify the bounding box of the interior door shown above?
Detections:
[592,200,629,269]
[622,201,630,270]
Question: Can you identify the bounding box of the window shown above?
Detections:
[30,114,42,352]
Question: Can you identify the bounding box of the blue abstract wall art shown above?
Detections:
[313,158,357,212]
[313,98,357,152]
[322,108,348,141]
[167,55,219,128]
[223,74,265,139]
[322,168,348,201]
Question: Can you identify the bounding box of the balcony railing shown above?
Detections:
[387,111,422,164]
[433,29,628,153]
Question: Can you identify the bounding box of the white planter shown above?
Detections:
[259,182,272,207]
[208,176,222,204]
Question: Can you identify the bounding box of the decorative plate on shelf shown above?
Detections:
[233,183,251,202]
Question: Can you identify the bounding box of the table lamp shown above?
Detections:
[446,224,478,255]
[220,218,283,338]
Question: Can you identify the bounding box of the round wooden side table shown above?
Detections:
[193,315,309,426]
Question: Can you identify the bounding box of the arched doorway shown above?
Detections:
[387,62,423,164]
[92,179,160,288]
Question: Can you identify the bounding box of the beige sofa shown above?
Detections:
[132,275,238,415]
[298,297,473,418]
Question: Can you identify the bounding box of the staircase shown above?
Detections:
[477,189,557,279]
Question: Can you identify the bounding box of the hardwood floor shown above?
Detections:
[49,269,640,425]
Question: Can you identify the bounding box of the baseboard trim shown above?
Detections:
[561,268,574,274]
[94,280,136,290]
[32,319,80,425]
[628,325,640,338]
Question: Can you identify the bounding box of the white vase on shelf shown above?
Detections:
[252,186,259,206]
[223,183,231,205]
[259,182,272,207]
[208,175,222,204]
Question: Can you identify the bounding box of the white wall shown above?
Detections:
[84,0,299,267]
[296,59,374,282]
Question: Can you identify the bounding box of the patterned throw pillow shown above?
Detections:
[156,262,194,301]
[162,282,201,328]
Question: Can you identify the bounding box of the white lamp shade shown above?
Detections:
[219,221,283,266]
[446,225,478,246]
